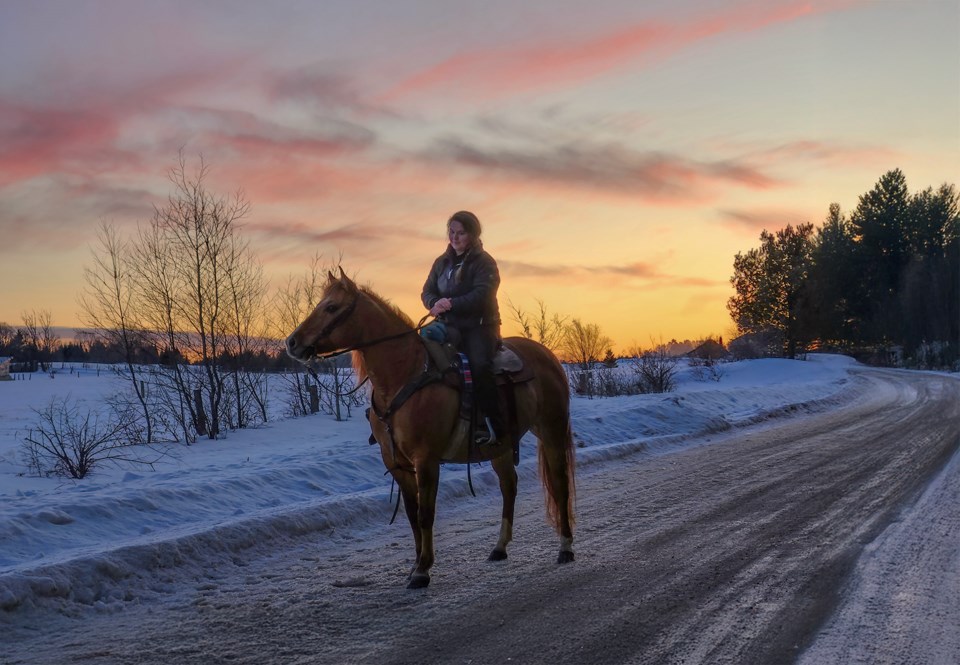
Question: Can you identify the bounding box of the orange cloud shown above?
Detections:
[380,1,860,103]
[718,208,812,234]
[502,259,721,288]
[246,220,435,248]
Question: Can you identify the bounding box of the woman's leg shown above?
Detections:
[462,326,504,443]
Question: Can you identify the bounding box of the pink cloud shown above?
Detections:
[380,1,860,103]
[748,140,899,168]
[0,53,256,189]
[0,102,127,186]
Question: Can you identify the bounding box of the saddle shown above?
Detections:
[421,338,534,385]
[366,335,534,464]
[421,339,534,464]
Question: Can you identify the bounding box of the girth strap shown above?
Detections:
[368,338,458,455]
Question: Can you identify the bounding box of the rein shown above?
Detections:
[308,307,433,362]
[296,294,448,522]
[300,301,432,398]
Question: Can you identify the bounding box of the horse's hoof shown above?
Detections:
[488,548,508,562]
[407,573,430,589]
[557,551,575,564]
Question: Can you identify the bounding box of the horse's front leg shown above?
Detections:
[390,467,422,572]
[488,452,517,561]
[407,460,440,589]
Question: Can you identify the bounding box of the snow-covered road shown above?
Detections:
[2,365,957,664]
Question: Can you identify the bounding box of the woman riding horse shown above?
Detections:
[286,267,575,589]
[421,210,505,446]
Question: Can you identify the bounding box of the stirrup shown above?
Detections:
[474,416,498,446]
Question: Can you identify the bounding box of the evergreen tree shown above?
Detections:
[899,183,960,355]
[848,169,912,343]
[728,223,815,358]
[808,204,857,345]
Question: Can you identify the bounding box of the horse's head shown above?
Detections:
[286,267,361,362]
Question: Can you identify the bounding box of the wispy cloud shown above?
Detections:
[502,259,720,288]
[246,220,429,246]
[0,177,154,254]
[718,207,812,234]
[738,139,899,169]
[424,137,778,202]
[380,1,859,103]
[266,68,398,119]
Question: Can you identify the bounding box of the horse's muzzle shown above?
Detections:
[286,334,314,361]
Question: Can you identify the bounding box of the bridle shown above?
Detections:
[301,292,432,362]
[314,294,359,344]
[298,292,436,423]
[299,289,451,516]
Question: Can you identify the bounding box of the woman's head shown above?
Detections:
[447,210,481,254]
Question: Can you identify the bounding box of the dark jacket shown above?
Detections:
[421,245,501,330]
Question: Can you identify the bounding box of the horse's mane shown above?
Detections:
[351,284,416,383]
[358,285,414,327]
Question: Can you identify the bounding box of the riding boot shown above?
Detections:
[473,366,505,446]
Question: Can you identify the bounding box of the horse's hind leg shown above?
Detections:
[488,452,518,561]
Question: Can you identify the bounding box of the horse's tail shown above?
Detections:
[537,401,577,534]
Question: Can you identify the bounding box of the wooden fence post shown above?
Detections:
[194,388,207,436]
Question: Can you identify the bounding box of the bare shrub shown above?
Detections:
[280,370,315,418]
[689,357,726,382]
[630,348,679,394]
[21,397,163,479]
[313,361,366,420]
[565,365,638,398]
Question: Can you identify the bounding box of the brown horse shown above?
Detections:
[286,269,575,589]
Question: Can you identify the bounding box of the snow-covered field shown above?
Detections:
[1,353,955,648]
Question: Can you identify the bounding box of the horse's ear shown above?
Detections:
[338,266,357,292]
[327,270,337,283]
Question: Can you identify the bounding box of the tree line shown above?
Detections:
[728,169,959,367]
[0,321,288,372]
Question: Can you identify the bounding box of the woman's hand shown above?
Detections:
[429,298,453,316]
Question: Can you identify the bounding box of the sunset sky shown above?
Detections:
[2,0,958,351]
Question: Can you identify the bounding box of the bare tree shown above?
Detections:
[560,318,613,370]
[137,153,255,439]
[507,298,568,352]
[80,222,154,442]
[20,309,59,371]
[312,359,365,421]
[0,322,14,350]
[274,254,344,418]
[79,153,266,442]
[558,318,613,398]
[220,230,270,428]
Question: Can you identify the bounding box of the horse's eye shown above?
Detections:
[325,303,339,313]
